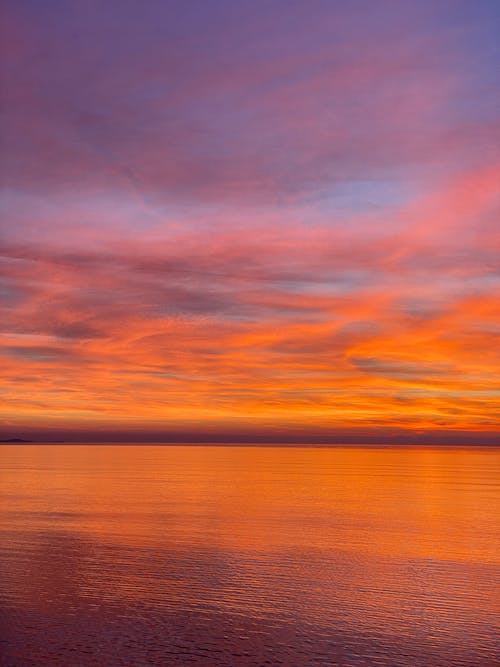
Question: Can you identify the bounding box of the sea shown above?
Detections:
[0,444,498,666]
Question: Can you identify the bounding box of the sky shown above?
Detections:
[1,0,499,444]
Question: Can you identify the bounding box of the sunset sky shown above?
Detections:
[1,1,499,443]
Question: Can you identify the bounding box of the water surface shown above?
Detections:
[0,445,498,666]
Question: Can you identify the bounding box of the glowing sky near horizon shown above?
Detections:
[1,0,499,442]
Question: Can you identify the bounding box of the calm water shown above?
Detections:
[0,445,498,666]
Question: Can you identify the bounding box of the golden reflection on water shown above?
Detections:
[1,445,499,666]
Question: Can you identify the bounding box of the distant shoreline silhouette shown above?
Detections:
[0,438,32,443]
